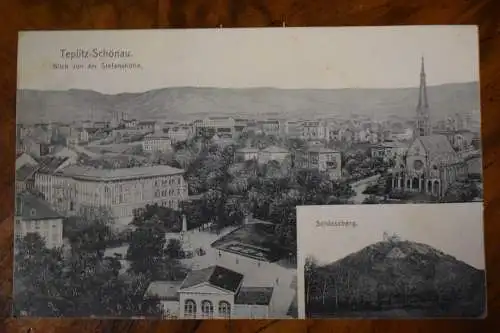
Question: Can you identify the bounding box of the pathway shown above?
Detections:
[350,174,381,204]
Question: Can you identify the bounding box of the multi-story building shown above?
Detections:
[193,117,235,138]
[14,193,64,249]
[296,147,342,179]
[258,120,282,137]
[234,147,259,162]
[283,120,303,138]
[234,119,249,135]
[258,146,290,164]
[165,126,192,143]
[142,133,173,152]
[302,121,327,141]
[123,119,138,128]
[370,141,409,161]
[35,164,188,219]
[137,121,160,133]
[16,164,39,192]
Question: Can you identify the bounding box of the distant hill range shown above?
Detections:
[305,239,486,318]
[16,82,479,125]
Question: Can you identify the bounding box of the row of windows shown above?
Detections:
[15,219,59,229]
[155,189,182,197]
[184,300,230,319]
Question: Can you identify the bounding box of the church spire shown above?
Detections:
[415,56,431,137]
[417,56,429,109]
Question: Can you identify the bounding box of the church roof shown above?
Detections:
[416,135,459,165]
[179,265,243,292]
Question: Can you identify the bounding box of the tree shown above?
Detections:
[14,233,65,316]
[65,206,115,254]
[304,256,317,305]
[127,225,166,278]
[363,195,381,204]
[165,238,182,259]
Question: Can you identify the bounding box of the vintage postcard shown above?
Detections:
[297,204,487,319]
[14,26,481,318]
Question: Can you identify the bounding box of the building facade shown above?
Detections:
[142,133,173,152]
[302,121,327,141]
[35,165,188,219]
[258,146,290,164]
[371,141,409,161]
[235,147,260,162]
[296,147,342,179]
[145,265,273,319]
[391,135,466,197]
[259,120,282,137]
[193,117,235,138]
[389,57,472,198]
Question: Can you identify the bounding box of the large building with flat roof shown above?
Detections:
[35,164,188,219]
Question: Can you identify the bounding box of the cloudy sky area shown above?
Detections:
[18,26,479,94]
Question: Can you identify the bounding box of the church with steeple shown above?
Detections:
[390,57,467,198]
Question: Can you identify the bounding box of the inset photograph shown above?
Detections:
[297,203,486,319]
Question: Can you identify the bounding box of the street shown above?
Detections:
[349,174,381,204]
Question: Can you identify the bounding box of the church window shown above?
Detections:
[218,301,231,319]
[201,300,213,318]
[184,299,196,318]
[413,160,424,171]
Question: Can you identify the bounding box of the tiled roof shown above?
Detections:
[145,133,172,139]
[59,165,184,181]
[37,156,70,174]
[16,164,39,181]
[179,265,243,292]
[144,281,182,301]
[15,193,62,220]
[211,221,285,262]
[236,147,259,153]
[261,146,288,153]
[306,147,338,153]
[235,287,273,305]
[416,135,459,165]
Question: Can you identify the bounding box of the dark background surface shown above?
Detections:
[1,0,500,332]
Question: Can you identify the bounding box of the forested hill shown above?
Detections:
[17,82,479,124]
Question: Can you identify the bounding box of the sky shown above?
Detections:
[17,26,479,94]
[296,202,485,270]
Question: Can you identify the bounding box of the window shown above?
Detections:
[184,299,196,318]
[201,300,214,318]
[218,301,231,318]
[30,208,36,217]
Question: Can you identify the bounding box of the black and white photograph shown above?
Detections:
[14,26,481,318]
[297,203,486,318]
